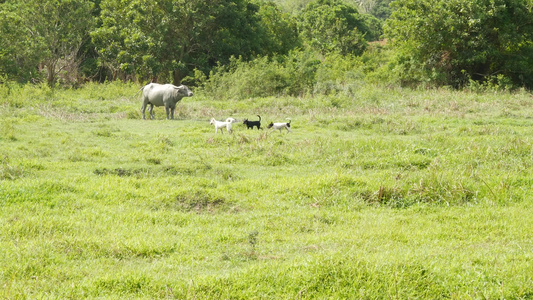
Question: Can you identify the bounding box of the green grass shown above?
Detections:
[2,82,533,298]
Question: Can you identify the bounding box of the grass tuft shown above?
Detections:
[174,189,228,213]
[0,156,25,180]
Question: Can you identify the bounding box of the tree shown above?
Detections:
[0,2,40,82]
[385,0,533,88]
[298,0,370,55]
[0,0,95,86]
[92,0,273,84]
[78,0,109,82]
[368,0,393,20]
[255,1,301,55]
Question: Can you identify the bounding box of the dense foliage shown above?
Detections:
[0,0,95,86]
[298,0,371,55]
[385,0,533,88]
[0,0,532,89]
[92,0,273,84]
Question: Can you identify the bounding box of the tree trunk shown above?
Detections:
[46,60,57,87]
[172,70,182,86]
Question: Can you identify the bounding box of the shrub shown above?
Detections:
[202,52,321,99]
[202,50,383,99]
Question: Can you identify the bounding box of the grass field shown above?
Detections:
[1,82,533,298]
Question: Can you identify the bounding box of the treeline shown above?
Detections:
[1,0,532,91]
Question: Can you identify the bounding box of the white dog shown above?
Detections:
[210,117,237,134]
[267,118,292,133]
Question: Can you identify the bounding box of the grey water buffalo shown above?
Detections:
[140,83,193,120]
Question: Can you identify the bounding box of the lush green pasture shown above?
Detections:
[1,82,533,298]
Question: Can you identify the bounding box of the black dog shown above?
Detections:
[243,115,262,130]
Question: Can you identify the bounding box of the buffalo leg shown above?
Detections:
[149,104,155,120]
[165,106,170,120]
[170,107,175,120]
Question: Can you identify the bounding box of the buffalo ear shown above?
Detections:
[173,86,183,96]
[177,86,187,93]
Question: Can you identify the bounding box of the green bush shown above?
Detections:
[202,52,322,99]
[202,50,394,99]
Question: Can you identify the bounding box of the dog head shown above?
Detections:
[243,119,249,125]
[209,118,216,125]
[267,122,274,129]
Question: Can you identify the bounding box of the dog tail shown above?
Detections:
[257,115,261,121]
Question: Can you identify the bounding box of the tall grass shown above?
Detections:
[1,82,533,298]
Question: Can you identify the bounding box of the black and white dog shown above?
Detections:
[243,115,262,130]
[267,118,292,133]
